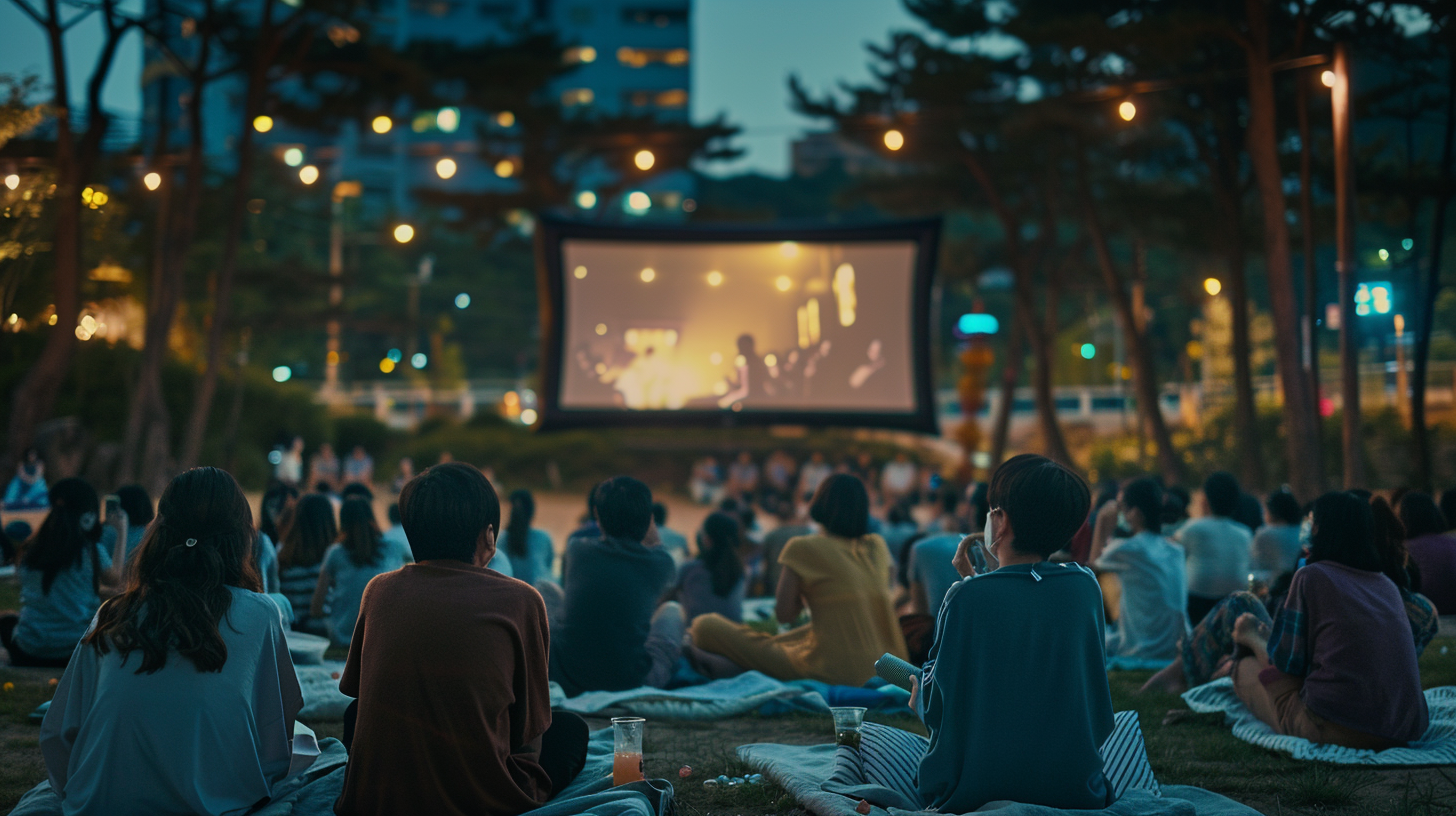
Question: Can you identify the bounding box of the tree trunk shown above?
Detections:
[1412,44,1456,493]
[1241,0,1323,499]
[1296,74,1323,437]
[180,0,279,470]
[1078,175,1189,485]
[2,0,122,475]
[960,152,1073,466]
[989,316,1023,469]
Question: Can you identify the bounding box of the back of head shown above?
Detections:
[652,501,668,527]
[506,489,535,557]
[1265,489,1302,526]
[87,467,260,674]
[260,482,299,540]
[1202,472,1241,518]
[1398,491,1448,540]
[400,462,500,562]
[25,477,102,594]
[279,494,337,568]
[1308,491,1382,574]
[340,482,374,503]
[1439,489,1456,532]
[1233,492,1264,532]
[387,503,401,526]
[967,482,990,526]
[1369,495,1414,588]
[115,484,154,527]
[594,476,654,541]
[989,454,1090,558]
[699,511,745,597]
[809,473,870,539]
[1122,477,1163,535]
[1162,486,1190,526]
[339,497,384,566]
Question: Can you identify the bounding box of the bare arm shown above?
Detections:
[1089,501,1119,565]
[97,513,128,593]
[775,566,805,625]
[310,565,330,620]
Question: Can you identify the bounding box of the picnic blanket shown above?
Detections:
[11,729,674,816]
[297,660,352,720]
[738,726,1262,816]
[555,670,830,719]
[1182,678,1456,765]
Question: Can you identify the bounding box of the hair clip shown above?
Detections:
[185,538,198,547]
[79,512,98,532]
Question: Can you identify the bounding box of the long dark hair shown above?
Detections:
[84,467,261,674]
[277,494,336,569]
[1308,492,1383,574]
[1369,496,1415,590]
[506,489,535,559]
[23,478,102,594]
[698,512,745,598]
[338,497,384,567]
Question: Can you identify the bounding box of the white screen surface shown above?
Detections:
[558,239,918,414]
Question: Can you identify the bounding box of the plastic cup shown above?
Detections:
[612,717,646,785]
[831,706,866,749]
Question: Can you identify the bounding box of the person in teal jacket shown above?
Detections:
[915,454,1115,812]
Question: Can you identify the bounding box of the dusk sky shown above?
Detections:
[0,0,924,177]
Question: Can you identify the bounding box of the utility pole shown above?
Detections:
[1332,42,1363,487]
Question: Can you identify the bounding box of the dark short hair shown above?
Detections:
[115,484,154,527]
[387,503,401,525]
[989,454,1090,558]
[341,482,374,502]
[1440,489,1456,534]
[594,476,654,541]
[1309,491,1381,572]
[399,463,500,562]
[1203,472,1240,517]
[1398,491,1449,539]
[809,474,870,539]
[652,501,668,526]
[1265,489,1303,526]
[1233,492,1264,532]
[1122,477,1163,535]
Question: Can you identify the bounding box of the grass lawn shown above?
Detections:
[1,568,1454,815]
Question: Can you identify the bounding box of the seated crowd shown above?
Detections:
[0,448,1451,814]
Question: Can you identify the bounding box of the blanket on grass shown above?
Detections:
[738,735,1262,816]
[11,730,674,816]
[1181,678,1456,766]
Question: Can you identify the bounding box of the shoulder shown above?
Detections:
[323,543,346,566]
[227,587,287,630]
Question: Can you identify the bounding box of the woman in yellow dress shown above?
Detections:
[689,474,908,685]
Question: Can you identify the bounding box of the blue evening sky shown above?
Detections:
[0,0,924,176]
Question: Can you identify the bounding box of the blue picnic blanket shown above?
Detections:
[11,729,673,816]
[1182,679,1456,765]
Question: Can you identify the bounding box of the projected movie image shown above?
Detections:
[559,240,918,414]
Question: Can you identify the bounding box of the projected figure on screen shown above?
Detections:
[717,334,773,408]
[849,340,886,389]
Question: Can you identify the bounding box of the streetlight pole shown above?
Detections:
[1332,42,1362,488]
[325,181,362,401]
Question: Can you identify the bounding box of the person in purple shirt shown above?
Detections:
[1399,491,1456,614]
[1226,492,1429,750]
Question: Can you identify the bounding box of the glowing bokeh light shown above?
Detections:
[393,224,415,243]
[1118,101,1136,121]
[283,147,304,166]
[1204,278,1222,296]
[371,115,392,134]
[298,165,320,185]
[436,157,457,179]
[706,270,723,286]
[576,190,597,209]
[272,365,292,382]
[253,115,274,132]
[143,172,162,190]
[634,149,656,171]
[883,129,904,150]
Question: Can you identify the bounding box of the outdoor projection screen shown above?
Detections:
[536,219,940,432]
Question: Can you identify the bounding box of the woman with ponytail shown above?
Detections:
[311,497,413,646]
[675,512,746,622]
[0,478,126,666]
[38,467,303,815]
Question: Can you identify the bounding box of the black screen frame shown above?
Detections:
[535,217,941,434]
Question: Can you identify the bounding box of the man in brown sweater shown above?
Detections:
[334,462,589,816]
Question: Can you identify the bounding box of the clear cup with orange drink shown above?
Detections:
[611,717,646,786]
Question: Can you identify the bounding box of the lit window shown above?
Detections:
[656,89,687,108]
[617,47,690,67]
[624,89,687,109]
[561,88,595,106]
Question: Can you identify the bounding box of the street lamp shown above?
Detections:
[1321,70,1336,88]
[1118,100,1137,121]
[1203,278,1222,296]
[393,224,415,244]
[634,149,656,171]
[4,174,18,190]
[883,129,905,151]
[143,172,162,191]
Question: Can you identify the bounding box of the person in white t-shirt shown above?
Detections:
[1176,472,1252,624]
[1092,477,1190,662]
